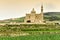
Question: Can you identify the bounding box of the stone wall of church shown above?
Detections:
[30,13,35,23]
[35,14,43,23]
[25,13,44,23]
[24,14,31,23]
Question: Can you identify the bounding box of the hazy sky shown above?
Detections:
[0,0,60,20]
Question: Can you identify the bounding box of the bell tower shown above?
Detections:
[40,4,44,23]
[41,5,43,13]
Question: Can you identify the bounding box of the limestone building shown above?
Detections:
[24,5,44,23]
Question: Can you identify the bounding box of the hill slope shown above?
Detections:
[44,12,60,21]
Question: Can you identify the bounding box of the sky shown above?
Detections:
[0,0,60,20]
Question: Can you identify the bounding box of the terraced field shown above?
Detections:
[0,23,60,40]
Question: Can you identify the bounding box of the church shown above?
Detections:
[24,5,44,23]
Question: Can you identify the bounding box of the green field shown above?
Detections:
[0,34,60,40]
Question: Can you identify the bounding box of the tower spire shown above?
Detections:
[41,4,43,13]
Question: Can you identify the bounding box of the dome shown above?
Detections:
[31,8,36,13]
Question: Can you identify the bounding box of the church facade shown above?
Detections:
[24,5,44,23]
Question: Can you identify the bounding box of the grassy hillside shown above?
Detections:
[0,17,25,23]
[6,17,25,23]
[0,12,60,23]
[44,12,60,21]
